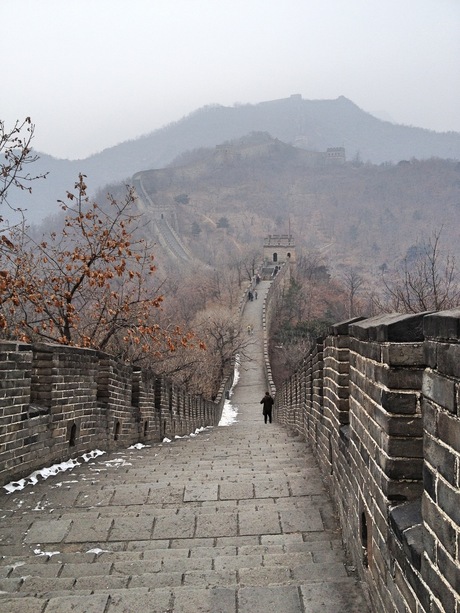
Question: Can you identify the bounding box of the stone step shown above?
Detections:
[1,542,346,570]
[2,559,354,594]
[0,577,370,612]
[0,278,371,612]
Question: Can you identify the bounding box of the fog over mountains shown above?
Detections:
[10,95,460,225]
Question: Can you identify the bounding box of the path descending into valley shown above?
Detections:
[0,280,369,612]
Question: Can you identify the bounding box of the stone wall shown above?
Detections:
[273,310,460,613]
[0,341,230,488]
[262,261,292,394]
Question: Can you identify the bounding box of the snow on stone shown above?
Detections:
[128,443,151,450]
[86,548,110,555]
[3,450,106,494]
[218,356,240,426]
[34,548,60,557]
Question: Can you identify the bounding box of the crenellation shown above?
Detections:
[273,307,460,611]
[381,389,420,415]
[425,435,456,486]
[424,309,460,341]
[382,342,425,367]
[0,341,230,487]
[1,288,460,610]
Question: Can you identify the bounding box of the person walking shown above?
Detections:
[260,391,274,424]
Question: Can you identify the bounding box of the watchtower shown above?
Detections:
[263,234,295,265]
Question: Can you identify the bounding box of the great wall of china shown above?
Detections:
[269,265,460,612]
[1,259,459,611]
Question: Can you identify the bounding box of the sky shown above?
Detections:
[2,0,459,160]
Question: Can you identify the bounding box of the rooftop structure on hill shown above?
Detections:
[263,234,295,265]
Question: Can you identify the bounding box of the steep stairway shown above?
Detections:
[0,281,369,613]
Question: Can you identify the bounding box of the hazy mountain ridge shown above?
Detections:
[134,133,460,277]
[8,95,460,225]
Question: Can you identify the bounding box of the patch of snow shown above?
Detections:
[218,356,240,426]
[3,449,106,494]
[100,458,132,467]
[9,561,25,570]
[86,547,110,555]
[34,548,60,557]
[81,449,105,462]
[128,443,151,450]
[219,398,239,426]
[32,501,49,511]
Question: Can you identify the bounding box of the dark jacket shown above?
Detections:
[260,393,274,414]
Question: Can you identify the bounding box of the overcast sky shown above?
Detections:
[2,0,459,160]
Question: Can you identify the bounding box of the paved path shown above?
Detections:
[0,281,369,612]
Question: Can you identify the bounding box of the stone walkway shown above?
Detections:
[0,281,369,612]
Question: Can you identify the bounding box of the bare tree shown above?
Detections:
[228,248,260,288]
[0,117,47,212]
[0,175,203,363]
[341,268,365,317]
[188,306,252,398]
[382,228,460,313]
[0,117,47,330]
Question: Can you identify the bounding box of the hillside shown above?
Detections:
[8,95,460,225]
[133,134,460,280]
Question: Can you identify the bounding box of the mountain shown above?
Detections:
[132,132,460,277]
[7,95,460,225]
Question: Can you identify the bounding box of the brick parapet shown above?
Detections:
[272,309,460,613]
[0,342,229,487]
[262,261,291,396]
[420,310,460,612]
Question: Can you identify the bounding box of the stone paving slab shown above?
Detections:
[183,483,218,501]
[23,519,72,544]
[172,587,236,613]
[128,571,183,589]
[44,594,110,613]
[238,585,302,613]
[0,280,370,612]
[238,509,281,535]
[108,515,154,541]
[106,589,172,613]
[195,511,238,538]
[110,484,150,506]
[65,518,113,543]
[0,597,49,613]
[300,579,371,611]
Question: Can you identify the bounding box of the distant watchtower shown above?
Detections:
[263,234,295,265]
[326,147,346,163]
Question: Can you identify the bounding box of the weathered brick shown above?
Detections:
[375,365,424,390]
[423,466,437,503]
[437,410,460,453]
[386,446,421,481]
[421,556,456,613]
[424,309,460,341]
[423,370,456,414]
[422,495,456,558]
[424,435,457,486]
[381,390,419,415]
[384,434,423,458]
[382,343,425,367]
[436,343,460,379]
[437,477,460,528]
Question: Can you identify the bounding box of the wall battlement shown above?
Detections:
[273,310,460,613]
[2,288,459,610]
[0,341,231,488]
